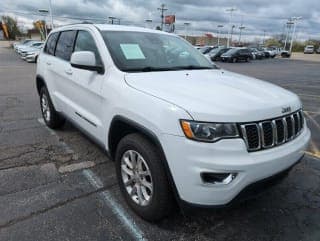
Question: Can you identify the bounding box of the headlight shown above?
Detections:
[180,120,239,142]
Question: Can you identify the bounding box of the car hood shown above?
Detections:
[124,69,301,122]
[20,47,38,52]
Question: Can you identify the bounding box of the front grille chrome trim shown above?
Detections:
[240,110,304,152]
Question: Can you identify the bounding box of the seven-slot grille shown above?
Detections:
[240,110,304,151]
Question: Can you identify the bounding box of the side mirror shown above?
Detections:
[70,51,104,74]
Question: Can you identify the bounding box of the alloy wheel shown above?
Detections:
[41,94,51,122]
[121,150,153,206]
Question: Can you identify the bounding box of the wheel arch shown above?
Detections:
[36,75,47,95]
[108,115,181,204]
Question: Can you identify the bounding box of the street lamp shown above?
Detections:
[38,9,49,39]
[217,24,223,46]
[184,22,190,39]
[230,25,236,47]
[226,7,237,47]
[284,21,294,50]
[48,0,54,29]
[238,25,245,45]
[289,16,302,53]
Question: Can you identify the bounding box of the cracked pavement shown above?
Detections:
[0,47,319,241]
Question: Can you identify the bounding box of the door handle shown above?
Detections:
[65,69,73,75]
[46,62,52,66]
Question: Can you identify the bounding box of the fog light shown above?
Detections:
[201,172,237,185]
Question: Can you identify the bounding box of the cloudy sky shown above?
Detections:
[1,0,319,41]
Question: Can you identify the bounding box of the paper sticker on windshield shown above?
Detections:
[120,44,145,60]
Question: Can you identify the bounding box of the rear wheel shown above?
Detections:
[40,86,65,129]
[115,133,174,221]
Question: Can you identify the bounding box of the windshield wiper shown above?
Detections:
[125,66,173,72]
[124,65,215,72]
[170,65,215,70]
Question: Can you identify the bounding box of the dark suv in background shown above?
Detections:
[221,48,252,63]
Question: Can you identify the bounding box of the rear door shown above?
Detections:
[50,30,77,114]
[41,32,61,110]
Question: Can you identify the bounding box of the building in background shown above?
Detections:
[182,34,228,46]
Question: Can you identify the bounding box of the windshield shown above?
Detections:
[101,31,216,72]
[208,48,220,54]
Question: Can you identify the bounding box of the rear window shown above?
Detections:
[44,32,59,55]
[55,31,77,61]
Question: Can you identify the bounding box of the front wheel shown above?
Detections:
[40,86,65,129]
[115,133,174,221]
[232,57,237,63]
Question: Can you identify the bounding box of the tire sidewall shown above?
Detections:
[40,87,53,126]
[115,134,172,220]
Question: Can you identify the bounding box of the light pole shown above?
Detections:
[48,0,54,29]
[38,9,49,39]
[238,25,245,45]
[184,22,190,39]
[284,21,294,50]
[217,24,223,46]
[226,7,237,47]
[157,4,168,31]
[230,25,235,47]
[263,30,266,45]
[289,16,302,53]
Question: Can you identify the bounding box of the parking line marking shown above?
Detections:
[304,112,320,131]
[38,117,146,240]
[298,94,320,99]
[82,169,147,241]
[305,151,320,160]
[37,118,75,154]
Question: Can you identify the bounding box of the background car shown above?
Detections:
[316,47,320,54]
[221,48,252,63]
[21,44,44,63]
[263,47,277,58]
[198,46,216,55]
[280,50,291,58]
[249,48,264,60]
[17,41,43,55]
[206,47,231,61]
[13,39,34,51]
[16,41,43,54]
[304,45,315,54]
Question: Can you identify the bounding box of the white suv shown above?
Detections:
[36,24,311,221]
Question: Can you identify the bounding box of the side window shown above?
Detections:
[74,31,102,65]
[55,31,77,61]
[44,32,59,55]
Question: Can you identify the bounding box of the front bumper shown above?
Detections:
[25,55,37,62]
[221,56,231,62]
[160,126,311,206]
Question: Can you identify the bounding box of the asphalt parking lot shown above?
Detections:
[0,47,320,241]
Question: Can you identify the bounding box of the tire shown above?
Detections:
[39,86,65,129]
[115,133,174,221]
[232,57,237,63]
[246,57,250,62]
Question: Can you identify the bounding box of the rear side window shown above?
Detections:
[45,32,59,55]
[74,30,102,65]
[55,31,77,61]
